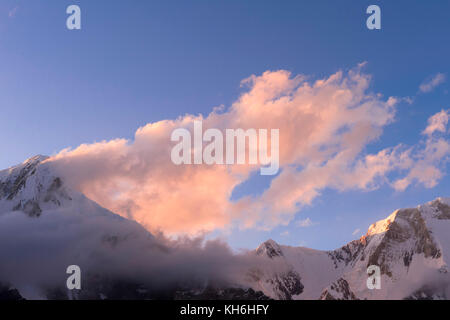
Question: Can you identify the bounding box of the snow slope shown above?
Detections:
[250,198,450,300]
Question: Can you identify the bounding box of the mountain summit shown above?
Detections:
[250,198,450,300]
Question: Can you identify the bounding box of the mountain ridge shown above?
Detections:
[0,155,449,300]
[250,198,450,299]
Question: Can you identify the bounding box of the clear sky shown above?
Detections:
[0,0,449,250]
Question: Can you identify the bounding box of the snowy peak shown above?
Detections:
[421,198,450,220]
[360,206,441,278]
[367,210,398,236]
[319,278,357,300]
[0,155,72,217]
[256,239,284,259]
[23,155,49,164]
[250,198,450,300]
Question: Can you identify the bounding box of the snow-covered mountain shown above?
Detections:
[0,155,449,300]
[0,156,259,299]
[0,155,161,299]
[249,198,450,300]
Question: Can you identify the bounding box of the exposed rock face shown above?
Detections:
[328,239,365,269]
[256,239,284,259]
[251,240,304,299]
[431,200,450,220]
[320,278,357,300]
[175,287,270,300]
[263,270,304,300]
[0,283,24,300]
[0,156,71,218]
[0,156,44,200]
[13,199,42,217]
[45,282,270,301]
[405,288,447,300]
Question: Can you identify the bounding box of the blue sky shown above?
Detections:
[0,1,449,250]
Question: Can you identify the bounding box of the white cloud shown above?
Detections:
[0,205,271,298]
[419,73,446,93]
[352,228,361,236]
[296,218,316,228]
[402,96,414,105]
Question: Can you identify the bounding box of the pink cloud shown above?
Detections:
[46,66,449,235]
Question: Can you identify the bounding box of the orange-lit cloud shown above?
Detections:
[47,66,449,235]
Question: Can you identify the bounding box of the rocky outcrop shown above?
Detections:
[252,240,304,299]
[0,283,24,300]
[175,287,270,300]
[319,278,357,300]
[366,208,441,277]
[256,240,284,259]
[0,156,72,217]
[430,200,450,220]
